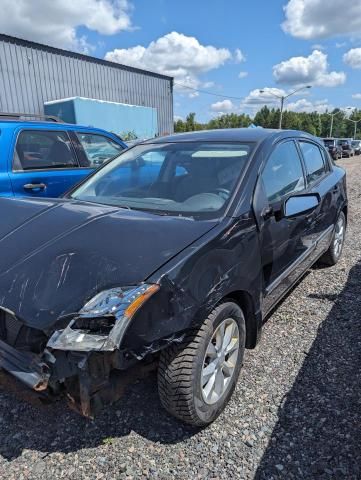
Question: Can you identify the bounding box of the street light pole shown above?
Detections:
[259,85,312,129]
[330,114,334,138]
[345,109,361,139]
[279,96,284,130]
[348,119,361,139]
[326,111,343,137]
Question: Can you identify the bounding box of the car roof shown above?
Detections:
[0,119,117,134]
[143,128,317,144]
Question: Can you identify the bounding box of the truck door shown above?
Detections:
[8,129,87,198]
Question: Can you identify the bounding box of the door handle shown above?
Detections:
[261,206,274,221]
[23,183,46,191]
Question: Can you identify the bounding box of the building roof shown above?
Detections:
[0,33,173,82]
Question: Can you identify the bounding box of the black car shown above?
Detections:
[322,137,342,160]
[338,139,355,157]
[351,140,361,155]
[0,129,347,426]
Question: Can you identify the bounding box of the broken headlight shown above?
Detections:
[47,284,159,352]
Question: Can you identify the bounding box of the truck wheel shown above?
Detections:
[158,302,246,426]
[319,212,346,266]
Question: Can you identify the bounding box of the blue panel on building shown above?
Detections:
[44,97,158,139]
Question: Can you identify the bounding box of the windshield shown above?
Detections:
[70,142,253,218]
[352,141,360,146]
[323,139,335,147]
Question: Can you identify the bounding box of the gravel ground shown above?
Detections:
[0,156,360,480]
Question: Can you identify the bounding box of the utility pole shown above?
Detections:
[259,85,312,129]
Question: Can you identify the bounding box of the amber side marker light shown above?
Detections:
[124,284,160,318]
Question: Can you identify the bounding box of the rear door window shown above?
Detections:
[13,130,78,171]
[299,141,327,185]
[76,133,124,167]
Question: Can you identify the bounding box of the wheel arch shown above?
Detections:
[220,290,262,349]
[342,204,348,224]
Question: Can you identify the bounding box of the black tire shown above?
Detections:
[319,211,346,266]
[158,301,246,426]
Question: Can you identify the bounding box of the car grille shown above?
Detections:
[3,312,22,345]
[0,309,47,353]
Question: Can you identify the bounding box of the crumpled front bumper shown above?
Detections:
[0,339,50,391]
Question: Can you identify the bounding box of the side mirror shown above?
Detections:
[283,193,320,219]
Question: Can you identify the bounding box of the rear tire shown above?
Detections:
[319,212,346,266]
[158,302,246,426]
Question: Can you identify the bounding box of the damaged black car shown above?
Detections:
[0,129,347,426]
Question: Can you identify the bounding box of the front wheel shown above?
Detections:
[158,302,246,426]
[319,212,346,266]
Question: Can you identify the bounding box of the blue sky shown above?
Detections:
[1,0,361,121]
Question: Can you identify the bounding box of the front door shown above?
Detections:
[253,139,316,314]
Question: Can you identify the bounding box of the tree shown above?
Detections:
[174,107,361,138]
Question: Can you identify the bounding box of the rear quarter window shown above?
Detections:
[299,141,327,185]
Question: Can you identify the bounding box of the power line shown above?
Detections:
[174,82,243,101]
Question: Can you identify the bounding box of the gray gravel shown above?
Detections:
[0,157,360,480]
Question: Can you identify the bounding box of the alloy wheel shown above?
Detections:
[201,318,240,405]
[333,215,345,258]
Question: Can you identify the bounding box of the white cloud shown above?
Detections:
[311,44,326,51]
[234,48,245,63]
[273,50,346,87]
[336,42,347,48]
[210,99,235,112]
[239,87,286,114]
[343,48,361,68]
[239,87,330,115]
[285,98,333,113]
[352,93,361,99]
[0,0,133,51]
[282,0,361,39]
[105,32,233,94]
[238,71,248,79]
[203,81,216,88]
[242,87,287,106]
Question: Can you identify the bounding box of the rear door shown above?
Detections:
[71,131,125,168]
[297,140,336,255]
[9,128,87,197]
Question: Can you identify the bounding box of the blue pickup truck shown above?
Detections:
[0,113,127,198]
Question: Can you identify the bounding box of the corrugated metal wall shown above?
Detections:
[0,34,174,135]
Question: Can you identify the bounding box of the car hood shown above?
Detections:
[0,197,217,330]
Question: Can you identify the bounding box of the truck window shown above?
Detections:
[13,131,78,171]
[76,133,124,167]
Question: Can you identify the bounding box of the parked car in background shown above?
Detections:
[322,138,342,160]
[0,129,347,426]
[338,139,355,158]
[351,140,361,155]
[0,113,127,198]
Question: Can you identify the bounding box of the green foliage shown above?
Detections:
[120,131,138,141]
[174,108,361,139]
[102,437,114,445]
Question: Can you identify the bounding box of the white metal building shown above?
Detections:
[0,34,174,135]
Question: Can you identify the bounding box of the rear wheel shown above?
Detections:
[319,212,346,266]
[158,302,246,426]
